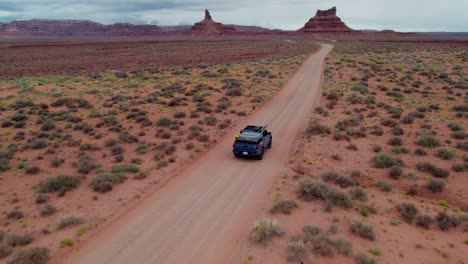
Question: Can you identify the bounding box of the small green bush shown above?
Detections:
[306,120,331,135]
[0,243,12,258]
[354,253,376,264]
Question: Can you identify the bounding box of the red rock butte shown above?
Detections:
[299,6,353,33]
[190,9,237,35]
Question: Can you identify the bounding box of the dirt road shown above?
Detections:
[61,44,332,264]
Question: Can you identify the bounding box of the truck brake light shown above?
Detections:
[255,146,259,151]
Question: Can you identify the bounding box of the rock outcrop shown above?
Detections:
[299,6,353,33]
[0,19,163,36]
[190,9,237,35]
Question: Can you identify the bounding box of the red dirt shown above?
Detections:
[0,36,319,78]
[54,44,333,264]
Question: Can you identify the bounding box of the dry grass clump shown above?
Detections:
[349,221,375,241]
[37,175,81,195]
[8,247,49,264]
[57,215,85,230]
[396,203,419,223]
[372,152,402,168]
[91,173,127,193]
[270,200,298,215]
[298,179,353,210]
[249,220,284,245]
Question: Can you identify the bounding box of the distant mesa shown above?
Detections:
[190,9,238,35]
[299,6,353,33]
[0,19,163,37]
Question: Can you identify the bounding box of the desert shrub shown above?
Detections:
[298,179,329,201]
[416,215,433,229]
[51,157,64,168]
[155,117,173,127]
[372,145,382,153]
[7,234,32,247]
[302,225,322,242]
[320,171,355,188]
[37,175,81,194]
[306,120,331,135]
[7,210,24,220]
[286,238,306,262]
[203,116,217,126]
[396,203,419,223]
[24,165,40,175]
[451,131,466,140]
[350,221,375,241]
[375,181,392,192]
[354,253,376,264]
[76,153,98,175]
[197,134,209,142]
[350,187,367,202]
[270,200,298,215]
[173,112,186,119]
[360,205,377,217]
[435,212,460,231]
[111,164,139,173]
[392,126,404,136]
[57,215,85,230]
[436,148,456,160]
[426,179,445,193]
[325,188,353,209]
[347,92,365,104]
[91,173,127,193]
[326,90,339,100]
[416,133,440,148]
[8,247,49,264]
[118,132,138,143]
[110,144,124,156]
[0,243,12,258]
[372,152,402,168]
[31,139,47,149]
[41,204,57,216]
[249,220,283,245]
[452,162,468,172]
[35,194,49,204]
[416,162,449,178]
[414,148,427,156]
[456,141,468,151]
[388,166,403,179]
[387,137,402,146]
[298,178,352,208]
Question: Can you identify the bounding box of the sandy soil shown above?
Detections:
[243,42,467,264]
[51,44,333,263]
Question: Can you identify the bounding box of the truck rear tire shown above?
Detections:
[257,151,264,160]
[268,140,272,149]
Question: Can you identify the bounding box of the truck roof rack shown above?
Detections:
[242,125,266,133]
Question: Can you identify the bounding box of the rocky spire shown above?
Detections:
[205,9,212,20]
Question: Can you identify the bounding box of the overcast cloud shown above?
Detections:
[0,0,466,32]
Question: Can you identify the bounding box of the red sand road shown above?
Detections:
[60,44,333,264]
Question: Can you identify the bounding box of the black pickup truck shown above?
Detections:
[232,125,272,160]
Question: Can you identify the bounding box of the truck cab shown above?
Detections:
[233,125,272,160]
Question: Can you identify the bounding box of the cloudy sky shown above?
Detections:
[0,0,466,32]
